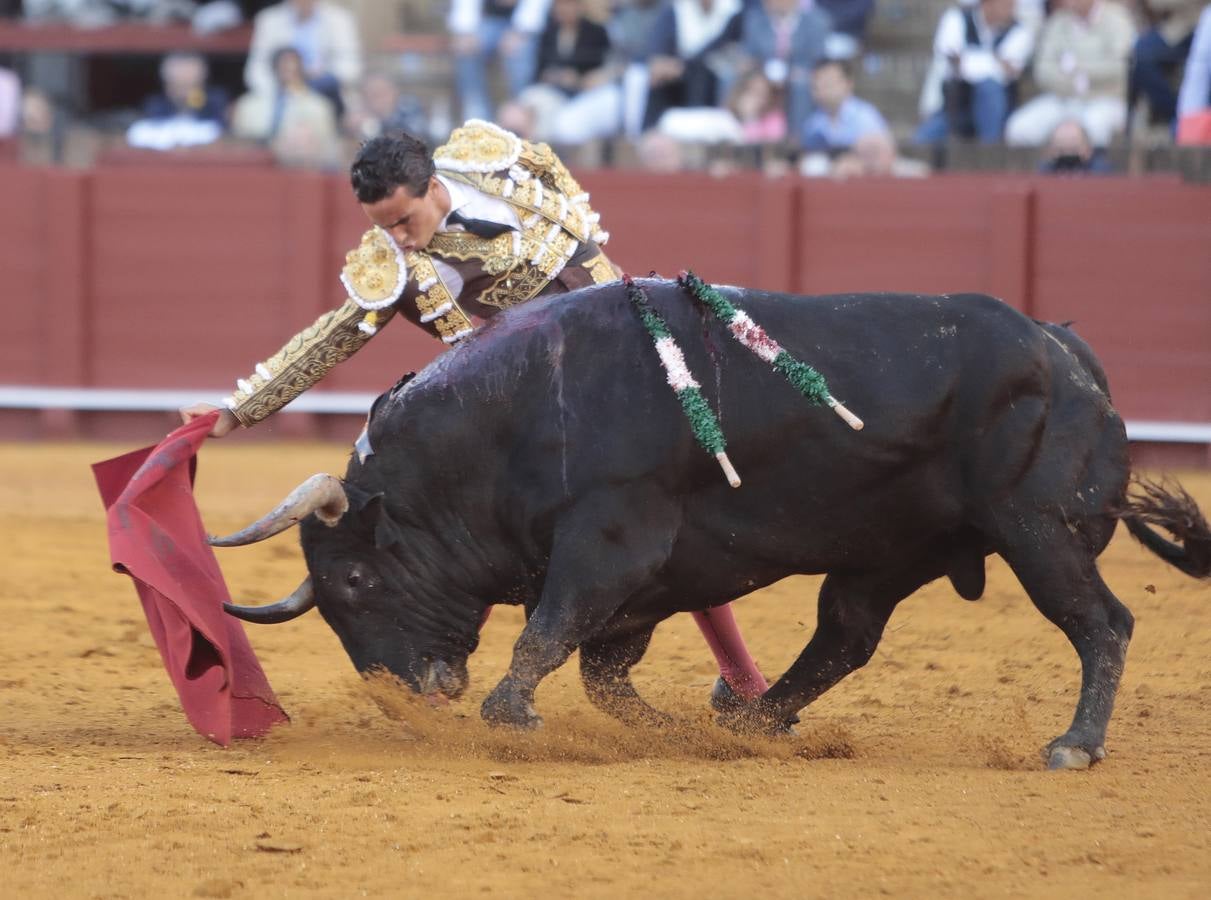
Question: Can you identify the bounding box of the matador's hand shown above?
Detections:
[180,403,239,438]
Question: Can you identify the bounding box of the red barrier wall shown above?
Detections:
[0,164,1208,453]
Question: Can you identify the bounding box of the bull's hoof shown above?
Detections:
[481,691,543,730]
[1044,738,1106,771]
[711,678,798,736]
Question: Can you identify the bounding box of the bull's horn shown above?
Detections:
[208,473,348,547]
[224,577,316,624]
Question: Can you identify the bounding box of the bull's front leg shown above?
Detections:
[481,488,680,729]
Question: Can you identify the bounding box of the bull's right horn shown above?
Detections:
[209,473,348,547]
[224,577,316,624]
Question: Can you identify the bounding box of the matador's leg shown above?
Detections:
[692,604,768,701]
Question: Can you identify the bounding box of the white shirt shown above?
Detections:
[447,0,554,35]
[430,174,523,302]
[436,174,521,234]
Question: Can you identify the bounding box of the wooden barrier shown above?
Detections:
[0,163,1207,463]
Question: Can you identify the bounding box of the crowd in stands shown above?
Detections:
[2,0,1211,175]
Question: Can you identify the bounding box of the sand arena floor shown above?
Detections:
[1,441,1210,899]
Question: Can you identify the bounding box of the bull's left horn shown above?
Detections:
[209,473,348,546]
[224,577,316,624]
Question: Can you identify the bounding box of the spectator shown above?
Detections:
[449,0,554,123]
[825,130,931,178]
[727,67,787,143]
[636,128,688,170]
[344,69,428,142]
[800,57,888,153]
[730,0,833,142]
[1129,1,1208,130]
[1005,0,1136,146]
[817,0,877,56]
[1176,5,1211,142]
[0,65,18,141]
[126,52,229,151]
[517,0,664,143]
[643,0,743,130]
[498,0,612,141]
[244,0,363,117]
[232,46,342,169]
[915,0,1036,146]
[1038,117,1114,171]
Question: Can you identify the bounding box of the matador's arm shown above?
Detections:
[223,299,398,426]
[223,227,408,427]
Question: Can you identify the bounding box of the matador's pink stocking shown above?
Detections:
[692,604,768,700]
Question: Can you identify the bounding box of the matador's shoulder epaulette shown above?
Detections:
[432,119,524,175]
[340,227,407,335]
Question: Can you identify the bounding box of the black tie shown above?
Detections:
[447,209,513,240]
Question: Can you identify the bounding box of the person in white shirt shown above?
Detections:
[1004,0,1137,147]
[915,0,1036,145]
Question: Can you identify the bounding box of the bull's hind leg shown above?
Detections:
[1000,530,1134,770]
[580,625,674,728]
[721,562,937,734]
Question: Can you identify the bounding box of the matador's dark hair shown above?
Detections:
[350,132,435,204]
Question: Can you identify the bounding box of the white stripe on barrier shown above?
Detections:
[0,386,377,414]
[1,385,1209,442]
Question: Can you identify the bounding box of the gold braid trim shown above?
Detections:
[406,253,475,344]
[585,251,620,285]
[226,299,394,426]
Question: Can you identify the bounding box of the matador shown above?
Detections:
[181,120,772,715]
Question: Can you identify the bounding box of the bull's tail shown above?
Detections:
[1119,476,1211,579]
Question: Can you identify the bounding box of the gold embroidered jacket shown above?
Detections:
[224,119,618,426]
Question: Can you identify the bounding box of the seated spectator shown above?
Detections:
[643,0,743,130]
[344,69,428,142]
[20,85,67,164]
[823,130,931,178]
[22,0,196,27]
[245,0,363,117]
[1130,1,1207,130]
[497,0,612,141]
[800,58,888,153]
[1038,117,1113,172]
[730,0,833,142]
[727,68,787,144]
[449,0,553,123]
[126,52,229,151]
[232,46,341,169]
[915,0,1035,146]
[516,0,664,143]
[636,128,688,171]
[817,0,876,57]
[1176,5,1211,142]
[1005,0,1136,147]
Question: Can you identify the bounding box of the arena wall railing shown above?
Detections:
[0,163,1207,466]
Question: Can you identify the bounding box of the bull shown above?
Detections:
[213,280,1210,769]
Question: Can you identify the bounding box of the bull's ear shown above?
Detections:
[358,494,406,550]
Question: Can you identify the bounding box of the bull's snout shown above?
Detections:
[418,659,468,701]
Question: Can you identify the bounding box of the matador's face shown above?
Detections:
[362,176,449,254]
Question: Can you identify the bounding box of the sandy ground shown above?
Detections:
[2,441,1210,899]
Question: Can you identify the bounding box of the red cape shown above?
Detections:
[92,412,288,745]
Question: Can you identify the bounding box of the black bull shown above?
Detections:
[216,280,1210,769]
